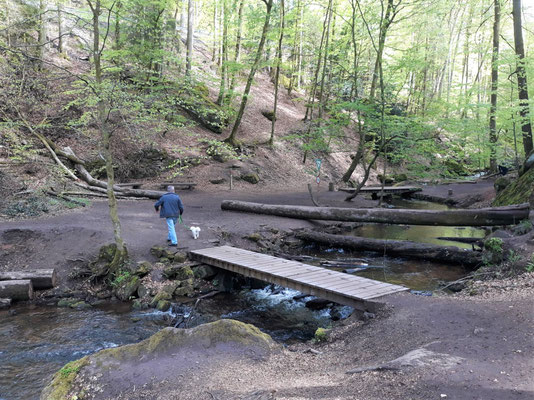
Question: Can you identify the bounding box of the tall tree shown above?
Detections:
[216,0,228,105]
[489,0,500,172]
[38,0,47,69]
[185,0,194,77]
[269,0,285,146]
[512,0,533,156]
[87,0,128,268]
[228,0,245,98]
[226,0,274,146]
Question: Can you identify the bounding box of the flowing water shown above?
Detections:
[1,198,486,399]
[0,288,348,400]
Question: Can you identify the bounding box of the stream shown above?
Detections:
[0,198,487,400]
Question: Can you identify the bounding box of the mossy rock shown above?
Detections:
[57,298,82,308]
[40,357,89,400]
[241,172,260,184]
[71,301,92,310]
[133,261,152,277]
[172,83,230,134]
[174,284,194,297]
[494,176,511,194]
[377,174,394,184]
[192,264,217,280]
[163,264,194,280]
[443,158,469,176]
[42,320,277,399]
[137,283,153,299]
[172,252,188,263]
[392,173,408,183]
[132,299,149,310]
[261,110,276,121]
[150,291,172,307]
[494,167,534,206]
[150,246,166,258]
[162,282,179,295]
[113,275,140,301]
[246,233,262,242]
[88,243,118,278]
[156,300,171,312]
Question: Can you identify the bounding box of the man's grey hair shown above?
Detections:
[167,185,175,192]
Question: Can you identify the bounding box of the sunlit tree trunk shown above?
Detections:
[185,0,194,77]
[269,0,285,146]
[87,0,127,268]
[227,0,273,146]
[489,0,500,172]
[228,0,244,98]
[217,0,228,105]
[57,1,63,53]
[512,0,533,156]
[38,0,47,69]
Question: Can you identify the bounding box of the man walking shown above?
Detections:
[154,186,184,247]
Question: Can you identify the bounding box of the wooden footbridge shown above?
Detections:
[190,246,408,312]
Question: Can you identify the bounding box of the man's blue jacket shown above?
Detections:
[154,193,184,218]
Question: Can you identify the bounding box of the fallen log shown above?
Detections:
[0,280,34,301]
[0,269,57,290]
[74,165,164,199]
[296,231,483,266]
[221,200,530,226]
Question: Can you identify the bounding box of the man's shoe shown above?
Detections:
[167,239,171,242]
[168,243,178,247]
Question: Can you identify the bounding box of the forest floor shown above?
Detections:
[2,180,534,399]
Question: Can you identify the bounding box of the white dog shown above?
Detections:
[190,226,201,239]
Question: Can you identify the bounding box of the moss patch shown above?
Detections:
[40,357,89,400]
[494,168,534,206]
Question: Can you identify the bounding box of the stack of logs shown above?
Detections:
[0,269,57,307]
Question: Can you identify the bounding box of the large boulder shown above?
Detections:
[494,167,534,206]
[41,320,277,400]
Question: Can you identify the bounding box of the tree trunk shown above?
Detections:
[0,280,34,301]
[220,200,530,226]
[185,0,194,77]
[269,0,285,146]
[226,0,273,145]
[369,0,393,100]
[489,0,500,172]
[512,0,533,156]
[89,0,128,269]
[38,0,47,69]
[0,270,57,290]
[57,1,63,53]
[216,0,228,105]
[296,231,482,267]
[228,0,244,98]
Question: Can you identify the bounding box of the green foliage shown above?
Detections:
[526,255,534,273]
[483,237,504,266]
[59,362,82,378]
[314,327,329,343]
[4,196,49,217]
[110,269,132,288]
[201,138,245,162]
